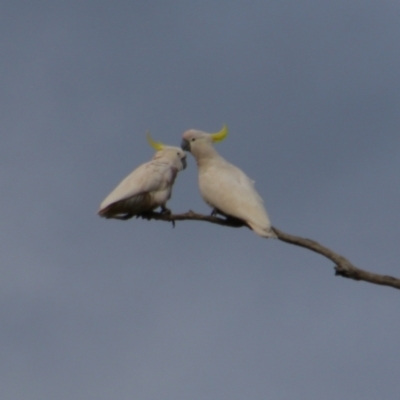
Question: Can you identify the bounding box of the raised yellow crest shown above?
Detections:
[146,131,165,151]
[210,124,228,143]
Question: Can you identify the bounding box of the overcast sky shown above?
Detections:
[1,1,400,399]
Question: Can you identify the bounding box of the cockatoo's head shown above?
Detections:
[181,125,228,159]
[146,131,187,171]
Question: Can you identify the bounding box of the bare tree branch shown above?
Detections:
[140,210,400,291]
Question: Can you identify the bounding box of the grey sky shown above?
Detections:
[1,1,400,399]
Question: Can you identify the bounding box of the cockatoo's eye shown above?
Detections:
[191,138,196,142]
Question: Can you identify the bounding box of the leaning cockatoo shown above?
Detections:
[98,132,186,220]
[181,125,276,238]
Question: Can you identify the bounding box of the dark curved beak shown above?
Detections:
[181,139,190,152]
[181,157,187,170]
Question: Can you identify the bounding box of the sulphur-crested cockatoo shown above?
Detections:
[181,125,276,238]
[98,132,186,220]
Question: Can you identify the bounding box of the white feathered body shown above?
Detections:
[198,155,274,237]
[181,129,275,238]
[99,148,185,219]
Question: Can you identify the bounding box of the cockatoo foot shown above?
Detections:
[160,206,171,215]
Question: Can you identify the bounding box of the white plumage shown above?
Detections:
[181,126,276,238]
[98,133,186,220]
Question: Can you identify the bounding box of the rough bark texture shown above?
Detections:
[138,210,400,291]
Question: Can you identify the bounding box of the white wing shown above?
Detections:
[199,159,274,237]
[99,160,174,212]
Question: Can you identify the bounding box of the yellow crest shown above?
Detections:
[146,131,164,151]
[210,124,228,143]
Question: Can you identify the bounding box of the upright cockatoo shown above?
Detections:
[181,125,276,238]
[98,132,186,220]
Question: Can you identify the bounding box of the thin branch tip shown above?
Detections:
[139,210,400,291]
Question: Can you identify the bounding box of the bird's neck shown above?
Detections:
[193,146,225,168]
